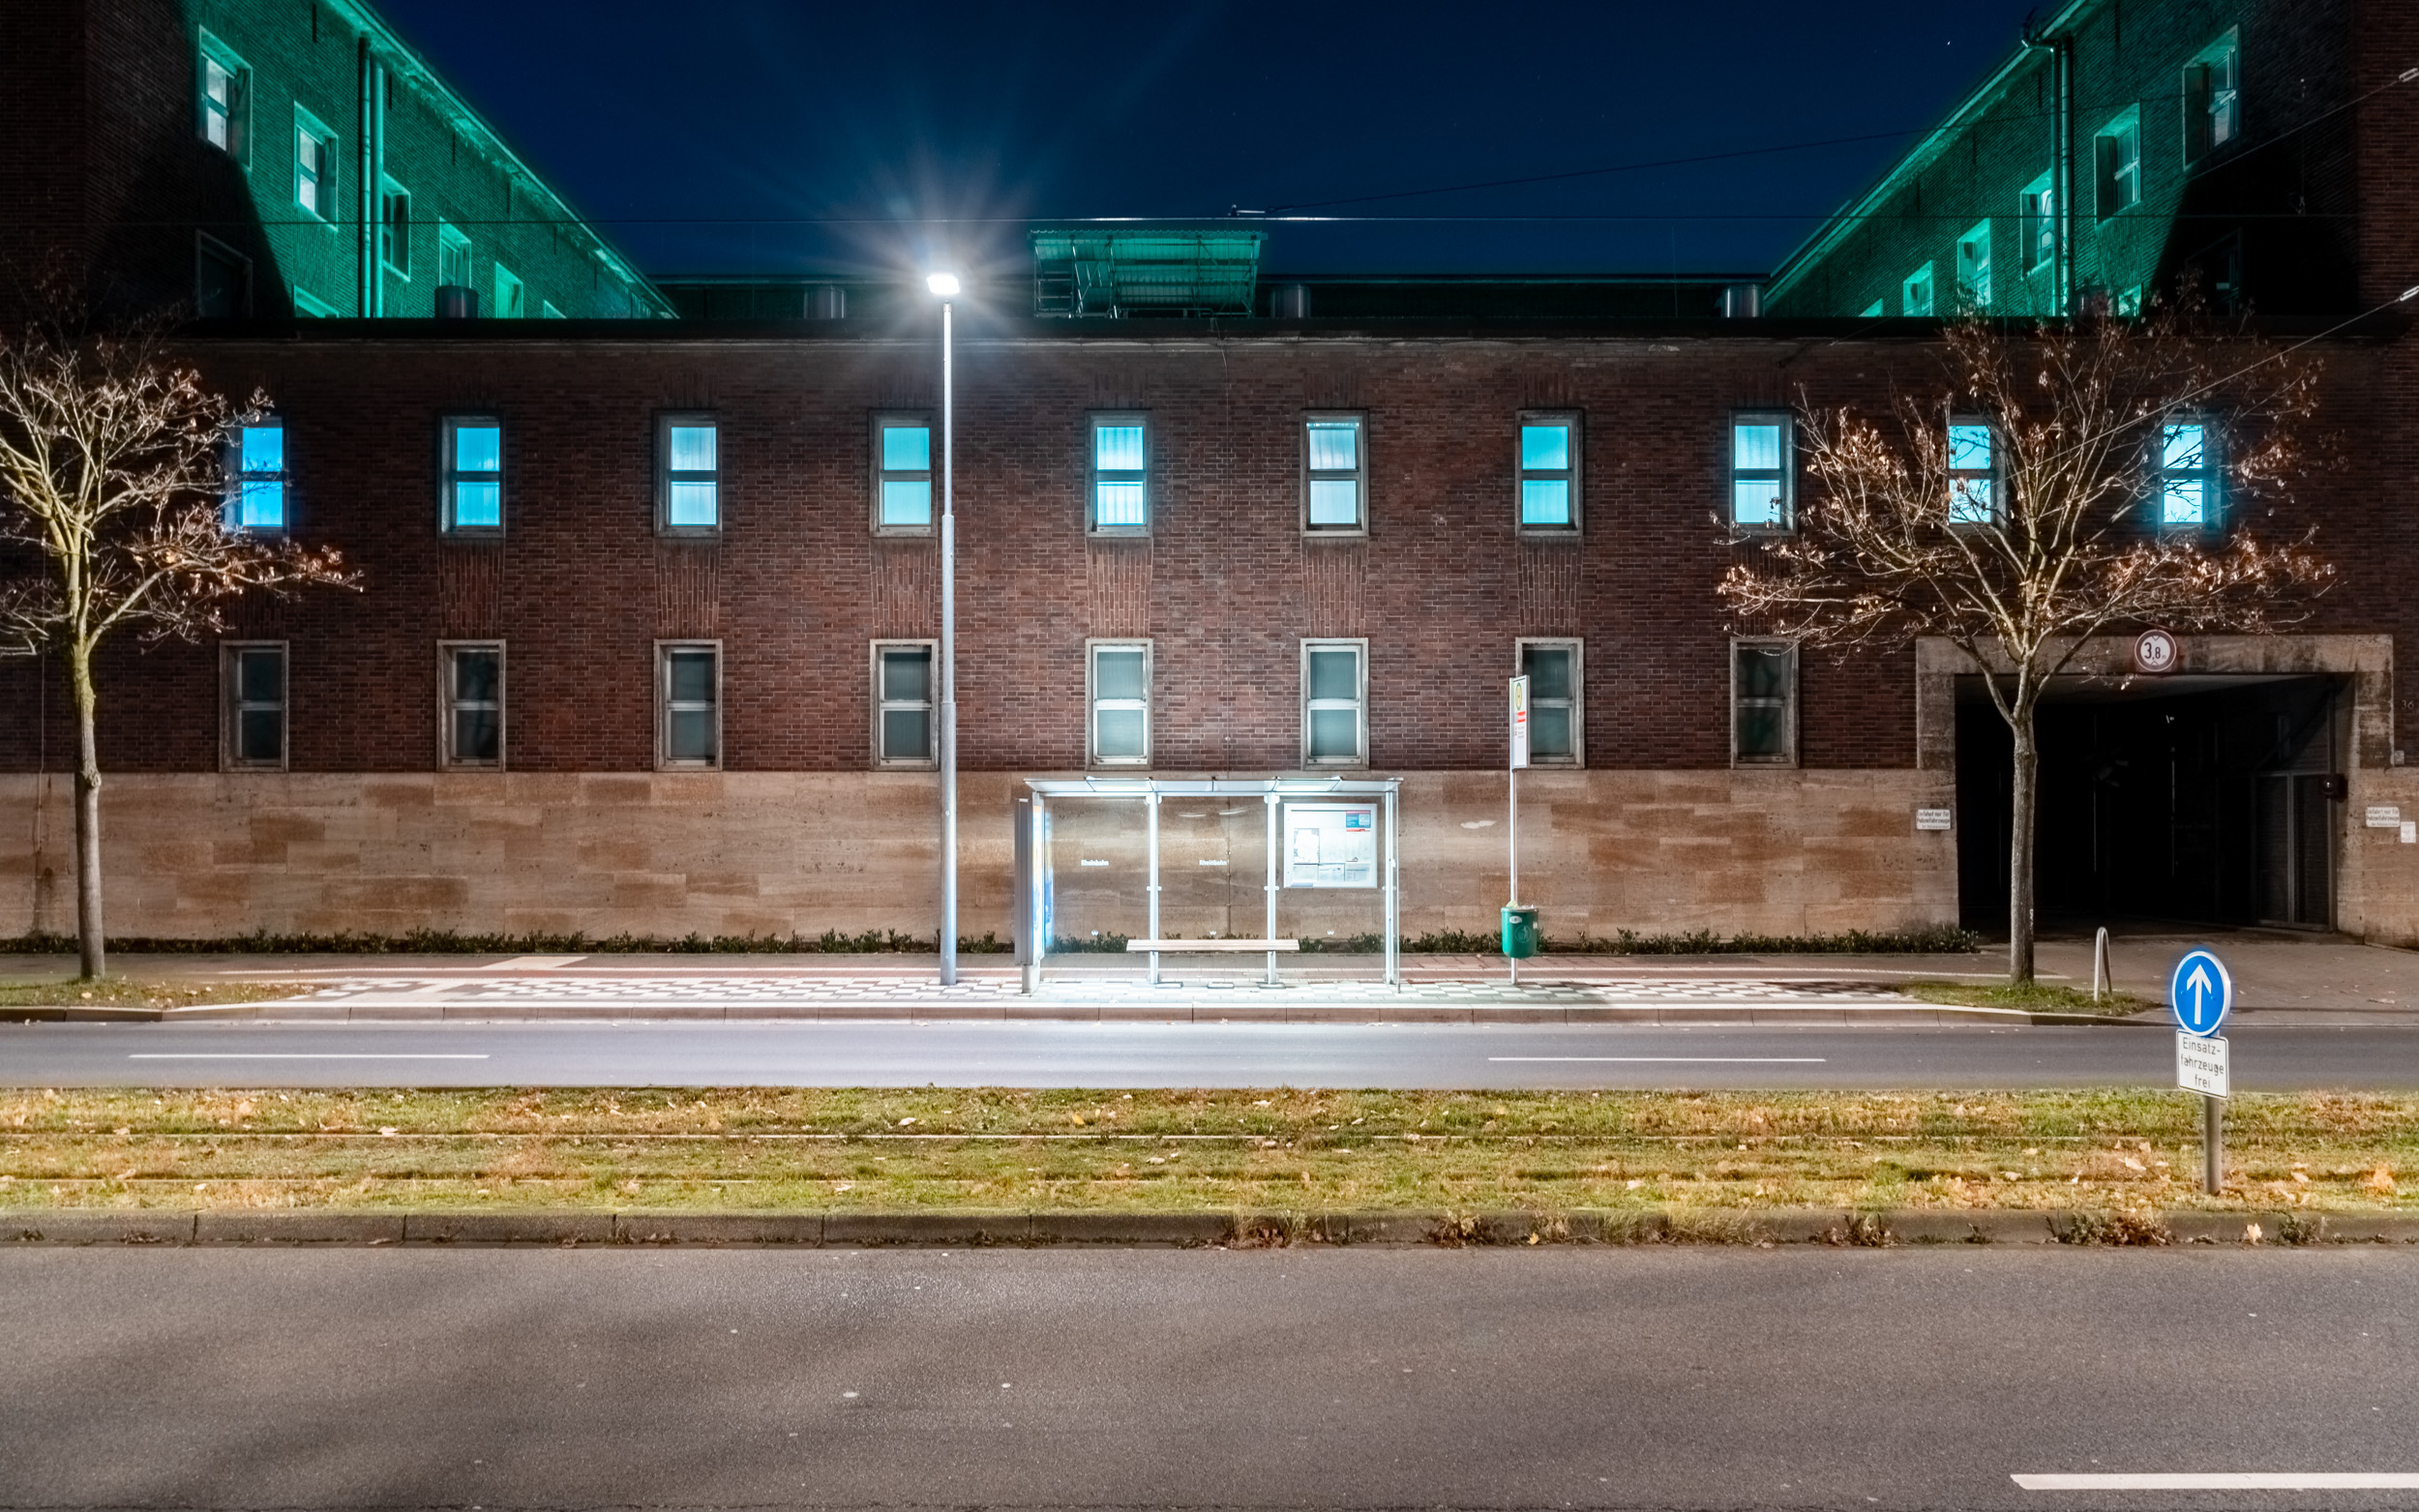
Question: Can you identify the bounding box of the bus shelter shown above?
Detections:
[1015,777,1402,992]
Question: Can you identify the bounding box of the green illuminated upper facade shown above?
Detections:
[1767,0,2357,321]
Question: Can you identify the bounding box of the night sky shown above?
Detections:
[375,0,2047,284]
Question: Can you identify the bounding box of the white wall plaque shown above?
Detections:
[1916,809,1953,831]
[2367,805,2402,829]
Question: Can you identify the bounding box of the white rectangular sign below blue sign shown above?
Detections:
[2176,1032,2229,1098]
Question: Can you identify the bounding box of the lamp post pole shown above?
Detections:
[933,277,959,986]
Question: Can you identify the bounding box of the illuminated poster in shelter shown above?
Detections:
[1284,803,1378,888]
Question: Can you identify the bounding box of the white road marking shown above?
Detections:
[494,956,586,968]
[127,1053,493,1060]
[2015,1473,2419,1491]
[1487,1056,1828,1063]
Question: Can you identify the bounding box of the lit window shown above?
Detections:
[224,643,286,769]
[380,179,410,274]
[1956,222,1991,309]
[1090,415,1148,532]
[1902,262,1935,316]
[2117,285,2143,317]
[492,265,524,319]
[294,114,333,219]
[1518,415,1577,530]
[1304,416,1364,531]
[540,301,562,318]
[230,418,285,530]
[873,641,936,767]
[440,417,502,532]
[1949,420,1995,525]
[659,415,718,532]
[437,222,472,289]
[1089,641,1150,766]
[874,415,934,532]
[2096,110,2141,217]
[1517,639,1582,766]
[1861,298,1886,318]
[1730,414,1792,530]
[292,289,338,318]
[199,39,247,158]
[2157,421,2220,529]
[1732,641,1796,766]
[442,643,503,767]
[2020,174,2056,273]
[658,643,720,768]
[2184,31,2241,165]
[1301,639,1366,767]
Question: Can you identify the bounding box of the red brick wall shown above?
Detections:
[0,322,2395,780]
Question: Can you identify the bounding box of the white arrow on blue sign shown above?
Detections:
[2168,948,2233,1037]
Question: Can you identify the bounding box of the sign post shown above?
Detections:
[1507,675,1530,986]
[2168,948,2233,1195]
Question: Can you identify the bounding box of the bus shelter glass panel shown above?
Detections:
[1154,800,1269,946]
[1041,797,1150,952]
[1279,799,1388,948]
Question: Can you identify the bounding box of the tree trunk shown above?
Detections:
[2007,718,2039,985]
[70,641,104,981]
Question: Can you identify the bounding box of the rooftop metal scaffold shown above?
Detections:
[1017,776,1402,992]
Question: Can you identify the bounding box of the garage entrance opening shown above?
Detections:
[1956,674,2346,932]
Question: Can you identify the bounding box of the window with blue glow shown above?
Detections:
[1518,415,1576,530]
[875,416,933,531]
[1949,421,1995,524]
[1902,262,1935,316]
[442,417,502,532]
[1730,415,1792,529]
[659,416,718,532]
[2096,110,2141,218]
[232,419,285,530]
[2020,174,2056,273]
[1305,417,1363,530]
[199,37,247,159]
[1090,416,1148,532]
[2158,421,2219,529]
[1956,223,1991,309]
[294,115,332,219]
[2184,31,2240,165]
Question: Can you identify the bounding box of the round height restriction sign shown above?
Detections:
[2168,948,2233,1037]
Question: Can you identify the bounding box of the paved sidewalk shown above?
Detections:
[7,926,2413,1023]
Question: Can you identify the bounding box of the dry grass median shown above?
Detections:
[1,1087,2410,1218]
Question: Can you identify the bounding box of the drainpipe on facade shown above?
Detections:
[2021,21,2076,315]
[357,43,384,317]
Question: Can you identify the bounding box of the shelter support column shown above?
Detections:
[1385,786,1400,988]
[1147,790,1162,987]
[1265,792,1279,987]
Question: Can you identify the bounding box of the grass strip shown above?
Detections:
[0,980,314,1012]
[1,1087,2407,1217]
[1897,981,2150,1017]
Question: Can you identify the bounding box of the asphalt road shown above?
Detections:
[2,1019,2414,1088]
[3,1247,2414,1511]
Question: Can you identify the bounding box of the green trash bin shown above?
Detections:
[1501,905,1539,960]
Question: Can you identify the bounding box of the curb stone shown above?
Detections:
[402,1212,615,1245]
[1,1207,2411,1247]
[196,1211,405,1245]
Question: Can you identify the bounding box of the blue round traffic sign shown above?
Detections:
[2168,948,2232,1037]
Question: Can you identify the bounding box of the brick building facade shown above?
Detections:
[7,0,2419,949]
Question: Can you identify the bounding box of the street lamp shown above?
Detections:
[927,272,960,986]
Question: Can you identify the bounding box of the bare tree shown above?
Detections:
[0,327,354,978]
[1718,301,2332,982]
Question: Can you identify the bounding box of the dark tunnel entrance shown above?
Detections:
[1956,674,2348,933]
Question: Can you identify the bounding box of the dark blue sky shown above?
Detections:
[377,0,2046,282]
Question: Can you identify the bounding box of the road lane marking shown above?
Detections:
[1487,1056,1828,1063]
[127,1053,493,1060]
[2015,1474,2419,1491]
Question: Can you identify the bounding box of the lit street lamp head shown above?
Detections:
[926,273,961,297]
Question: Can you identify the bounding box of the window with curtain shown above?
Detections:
[660,416,719,531]
[1304,417,1364,530]
[1730,415,1792,529]
[1302,640,1367,766]
[1090,416,1148,531]
[1089,642,1150,765]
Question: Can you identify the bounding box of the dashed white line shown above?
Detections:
[126,1053,493,1060]
[1487,1056,1828,1063]
[2015,1473,2419,1491]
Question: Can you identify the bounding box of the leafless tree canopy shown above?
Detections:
[1718,301,2333,729]
[0,331,352,653]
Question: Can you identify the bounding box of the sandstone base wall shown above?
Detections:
[0,769,1960,943]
